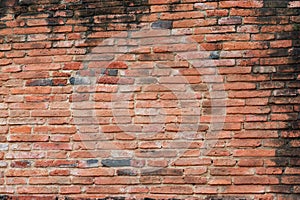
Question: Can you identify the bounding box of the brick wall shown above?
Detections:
[0,0,299,199]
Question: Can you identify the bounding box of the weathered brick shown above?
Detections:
[150,186,193,194]
[116,169,138,176]
[218,17,242,25]
[11,161,31,168]
[101,159,131,167]
[151,20,172,29]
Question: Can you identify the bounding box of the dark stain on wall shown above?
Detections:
[261,0,300,197]
[260,0,300,61]
[0,195,9,200]
[0,0,150,32]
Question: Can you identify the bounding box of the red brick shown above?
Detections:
[289,1,300,7]
[86,186,125,194]
[230,8,256,16]
[29,177,71,185]
[208,177,232,185]
[228,139,261,147]
[160,11,204,20]
[71,168,114,177]
[210,168,254,176]
[223,42,268,50]
[6,169,48,177]
[5,152,46,159]
[228,91,271,98]
[95,177,139,185]
[72,177,93,185]
[282,176,300,184]
[252,33,275,41]
[244,122,289,129]
[270,40,292,48]
[17,186,58,194]
[9,126,31,134]
[284,167,300,175]
[233,149,276,157]
[60,186,81,194]
[31,110,71,117]
[8,135,49,142]
[14,27,51,34]
[173,18,216,28]
[194,186,218,194]
[227,106,270,114]
[233,176,279,185]
[213,159,236,167]
[223,185,265,194]
[261,25,293,33]
[150,186,193,194]
[238,159,264,167]
[219,1,263,8]
[32,143,72,150]
[234,131,278,139]
[227,74,270,82]
[206,34,250,42]
[49,169,70,176]
[195,26,236,34]
[281,128,300,137]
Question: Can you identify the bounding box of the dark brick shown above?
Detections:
[289,48,300,57]
[57,163,78,168]
[277,148,300,157]
[26,79,53,86]
[17,0,37,6]
[269,49,289,57]
[0,196,8,200]
[151,20,173,29]
[101,159,131,167]
[219,17,242,25]
[100,69,106,75]
[100,69,119,76]
[107,69,118,76]
[141,168,184,176]
[273,89,298,97]
[69,77,91,85]
[277,32,299,40]
[0,23,6,29]
[263,0,289,8]
[292,121,300,129]
[257,8,277,16]
[116,169,137,176]
[272,74,296,80]
[47,18,63,26]
[209,51,220,59]
[86,159,99,168]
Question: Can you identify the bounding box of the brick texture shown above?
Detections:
[0,0,299,199]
